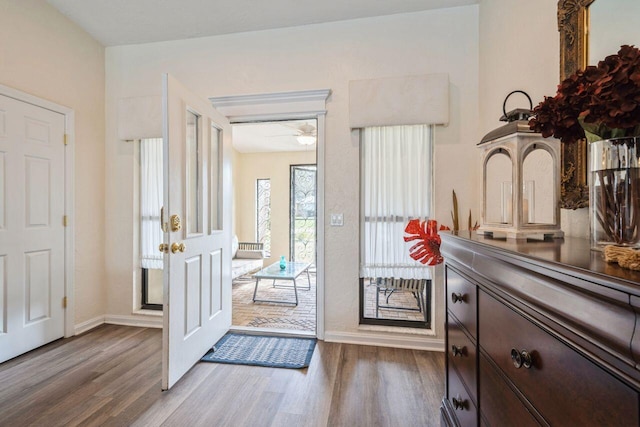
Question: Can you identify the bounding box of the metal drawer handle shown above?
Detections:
[511,348,533,369]
[452,396,467,411]
[451,293,466,304]
[451,345,466,357]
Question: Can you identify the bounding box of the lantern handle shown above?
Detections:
[503,90,533,118]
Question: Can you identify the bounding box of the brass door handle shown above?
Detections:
[171,242,186,253]
[170,214,182,232]
[159,243,169,253]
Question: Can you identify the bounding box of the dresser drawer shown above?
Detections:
[447,361,478,427]
[479,354,540,427]
[448,314,477,402]
[446,267,477,338]
[479,290,639,426]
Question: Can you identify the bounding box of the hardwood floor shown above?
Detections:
[0,325,444,427]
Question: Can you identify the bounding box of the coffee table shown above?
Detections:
[252,261,311,305]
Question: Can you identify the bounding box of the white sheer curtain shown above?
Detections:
[140,138,163,270]
[360,125,433,279]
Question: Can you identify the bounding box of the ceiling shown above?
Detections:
[47,0,478,46]
[232,119,317,153]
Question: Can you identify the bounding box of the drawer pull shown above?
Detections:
[452,396,467,411]
[451,292,466,304]
[511,348,534,369]
[451,345,466,357]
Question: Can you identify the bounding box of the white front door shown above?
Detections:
[0,94,66,363]
[161,75,232,390]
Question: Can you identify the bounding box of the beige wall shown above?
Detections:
[479,0,589,236]
[0,0,106,326]
[235,150,316,263]
[105,5,480,345]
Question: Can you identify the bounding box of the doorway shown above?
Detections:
[0,87,73,363]
[230,119,317,334]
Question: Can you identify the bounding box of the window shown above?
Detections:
[256,178,271,255]
[140,138,163,310]
[359,125,434,327]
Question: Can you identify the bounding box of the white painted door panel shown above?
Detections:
[0,94,65,363]
[162,75,232,390]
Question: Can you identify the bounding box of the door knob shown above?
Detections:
[171,242,186,253]
[158,243,169,253]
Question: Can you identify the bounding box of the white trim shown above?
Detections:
[105,314,163,328]
[324,330,444,352]
[230,325,315,338]
[74,315,105,335]
[211,89,330,341]
[0,84,76,339]
[210,89,331,123]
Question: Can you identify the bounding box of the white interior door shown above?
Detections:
[0,94,66,363]
[162,75,232,390]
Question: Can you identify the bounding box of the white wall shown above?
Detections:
[479,0,588,236]
[235,150,316,263]
[105,5,480,346]
[0,0,106,326]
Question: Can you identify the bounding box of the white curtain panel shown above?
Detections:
[140,138,164,270]
[360,125,433,279]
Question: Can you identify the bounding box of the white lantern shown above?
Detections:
[478,91,564,240]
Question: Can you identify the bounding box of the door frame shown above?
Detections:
[0,84,75,338]
[210,89,330,340]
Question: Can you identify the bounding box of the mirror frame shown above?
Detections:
[557,0,594,209]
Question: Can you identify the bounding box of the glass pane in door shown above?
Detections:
[290,165,316,264]
[186,110,201,234]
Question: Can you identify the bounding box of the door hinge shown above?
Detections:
[64,134,69,145]
[63,215,68,227]
[63,297,67,308]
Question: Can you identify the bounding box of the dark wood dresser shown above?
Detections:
[439,232,640,427]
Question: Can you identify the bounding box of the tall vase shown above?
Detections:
[589,137,640,250]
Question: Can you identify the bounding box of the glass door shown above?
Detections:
[290,165,317,264]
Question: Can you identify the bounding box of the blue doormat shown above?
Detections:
[201,333,316,369]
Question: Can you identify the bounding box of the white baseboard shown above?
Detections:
[323,330,444,352]
[74,315,106,335]
[105,314,163,329]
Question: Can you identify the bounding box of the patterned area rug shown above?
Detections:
[247,317,316,331]
[201,333,316,369]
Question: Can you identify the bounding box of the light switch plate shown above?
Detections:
[330,213,344,226]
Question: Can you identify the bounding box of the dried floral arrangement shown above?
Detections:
[529,45,640,144]
[529,45,640,246]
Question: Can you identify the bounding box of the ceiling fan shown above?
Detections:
[269,122,317,145]
[293,123,317,145]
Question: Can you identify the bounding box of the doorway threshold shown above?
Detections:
[230,325,316,339]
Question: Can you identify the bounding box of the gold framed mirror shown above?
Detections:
[557,0,594,209]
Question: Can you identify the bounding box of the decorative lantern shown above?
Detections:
[477,91,564,240]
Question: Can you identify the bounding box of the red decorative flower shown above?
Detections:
[404,219,448,266]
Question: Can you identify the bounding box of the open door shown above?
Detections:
[161,74,232,390]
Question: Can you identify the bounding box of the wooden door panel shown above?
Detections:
[185,255,203,337]
[0,152,5,229]
[25,250,51,323]
[0,256,5,333]
[210,249,222,317]
[25,157,51,227]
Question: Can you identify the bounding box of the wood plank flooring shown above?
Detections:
[0,325,444,426]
